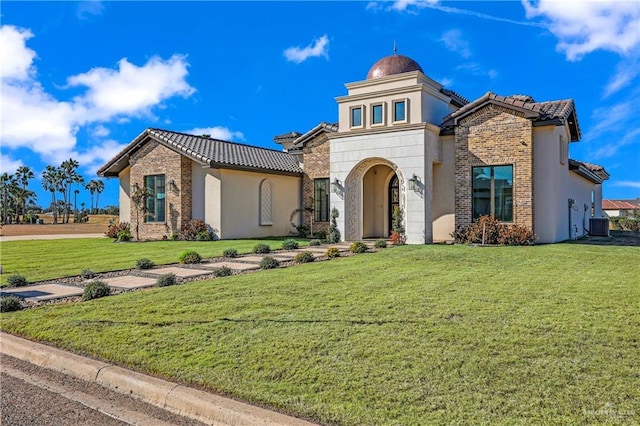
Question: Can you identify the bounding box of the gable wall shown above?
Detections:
[455,104,534,231]
[129,140,192,239]
[300,134,330,233]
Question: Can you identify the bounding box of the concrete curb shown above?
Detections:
[1,332,316,426]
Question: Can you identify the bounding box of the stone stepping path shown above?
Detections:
[93,276,157,290]
[200,262,260,271]
[143,266,212,278]
[1,284,84,301]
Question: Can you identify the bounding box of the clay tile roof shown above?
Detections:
[98,128,302,177]
[568,159,610,183]
[292,121,338,148]
[602,200,640,210]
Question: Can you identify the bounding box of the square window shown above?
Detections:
[472,165,513,222]
[372,104,384,125]
[351,107,362,128]
[393,100,406,122]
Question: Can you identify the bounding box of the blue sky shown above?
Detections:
[1,1,639,208]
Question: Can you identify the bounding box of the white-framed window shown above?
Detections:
[392,99,408,123]
[259,179,273,225]
[371,102,385,126]
[559,135,567,164]
[350,105,364,129]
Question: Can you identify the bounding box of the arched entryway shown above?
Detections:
[344,158,405,241]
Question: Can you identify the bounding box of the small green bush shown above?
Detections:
[169,232,181,241]
[181,218,214,241]
[312,229,327,240]
[326,247,340,258]
[260,256,279,270]
[80,268,95,279]
[6,274,28,288]
[374,239,387,248]
[196,231,212,241]
[179,250,202,264]
[105,222,130,239]
[157,273,177,287]
[212,266,233,277]
[253,243,271,254]
[223,248,239,258]
[294,251,315,264]
[350,241,368,254]
[83,281,110,301]
[117,228,131,242]
[309,239,322,246]
[610,216,640,232]
[282,239,299,250]
[136,258,155,270]
[1,296,23,313]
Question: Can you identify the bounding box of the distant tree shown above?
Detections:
[1,173,18,224]
[60,158,84,223]
[85,180,97,214]
[94,180,105,214]
[42,165,63,224]
[15,166,34,222]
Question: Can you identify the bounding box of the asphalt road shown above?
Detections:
[0,354,206,426]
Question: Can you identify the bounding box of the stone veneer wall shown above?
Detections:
[129,140,193,240]
[301,135,330,233]
[454,104,534,231]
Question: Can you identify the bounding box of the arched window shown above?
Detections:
[259,179,273,225]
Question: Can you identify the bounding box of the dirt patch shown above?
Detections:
[0,215,117,237]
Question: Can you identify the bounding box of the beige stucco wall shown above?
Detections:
[218,169,301,239]
[118,167,131,223]
[432,136,455,242]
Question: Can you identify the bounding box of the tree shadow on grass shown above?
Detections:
[565,230,640,247]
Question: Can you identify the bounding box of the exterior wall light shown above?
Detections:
[331,178,341,193]
[408,174,418,191]
[132,183,139,192]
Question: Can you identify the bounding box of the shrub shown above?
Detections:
[223,248,239,258]
[117,228,132,242]
[169,232,181,241]
[1,296,23,313]
[80,268,95,279]
[390,231,406,245]
[374,239,387,248]
[181,218,213,241]
[295,224,310,238]
[498,225,537,246]
[326,247,340,258]
[309,239,322,246]
[610,216,640,232]
[260,256,279,270]
[294,252,315,264]
[105,222,130,239]
[179,250,202,264]
[312,229,327,240]
[83,281,110,301]
[253,243,271,254]
[350,241,368,254]
[212,266,233,277]
[6,274,28,288]
[136,258,155,270]
[282,239,299,250]
[327,208,341,243]
[451,215,537,246]
[391,206,406,245]
[157,273,177,287]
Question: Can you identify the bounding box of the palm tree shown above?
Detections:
[60,158,84,223]
[85,180,97,214]
[15,166,34,222]
[42,166,63,224]
[0,173,17,224]
[94,180,105,214]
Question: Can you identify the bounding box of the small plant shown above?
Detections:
[80,268,95,279]
[157,273,177,287]
[327,207,341,243]
[312,229,327,240]
[1,296,23,313]
[498,225,537,246]
[309,239,322,246]
[294,224,310,238]
[223,248,239,258]
[253,243,271,254]
[169,232,181,241]
[374,239,387,248]
[117,228,132,242]
[212,266,233,277]
[282,239,299,250]
[326,247,340,258]
[196,231,212,241]
[181,218,213,241]
[294,251,315,264]
[350,241,368,254]
[259,256,279,270]
[391,206,406,245]
[6,274,28,288]
[136,258,155,270]
[105,222,130,239]
[390,231,406,245]
[179,250,202,264]
[83,280,110,301]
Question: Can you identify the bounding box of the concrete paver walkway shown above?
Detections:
[1,284,84,301]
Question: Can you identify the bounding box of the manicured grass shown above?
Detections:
[2,244,639,424]
[0,237,307,285]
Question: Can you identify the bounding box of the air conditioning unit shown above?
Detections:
[589,218,609,236]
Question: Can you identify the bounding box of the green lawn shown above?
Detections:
[2,243,639,424]
[0,237,307,285]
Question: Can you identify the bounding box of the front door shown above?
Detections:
[388,175,399,235]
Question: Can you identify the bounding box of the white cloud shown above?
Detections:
[0,25,36,81]
[522,0,640,60]
[390,0,438,12]
[77,1,105,19]
[440,29,472,59]
[438,77,454,87]
[0,24,195,169]
[184,126,245,142]
[603,56,639,97]
[75,139,128,174]
[0,154,24,174]
[456,62,498,79]
[284,35,329,64]
[610,180,640,189]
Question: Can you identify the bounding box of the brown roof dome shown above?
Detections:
[366,54,424,80]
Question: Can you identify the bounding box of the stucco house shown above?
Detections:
[99,53,609,243]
